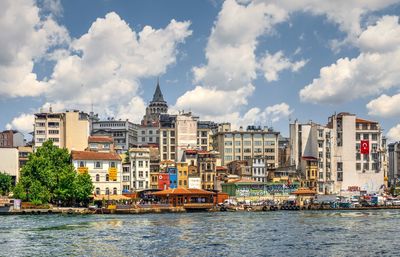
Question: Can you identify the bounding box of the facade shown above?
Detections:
[388,142,400,187]
[168,167,178,189]
[159,112,199,162]
[0,148,19,185]
[177,162,189,188]
[197,121,218,151]
[252,157,267,182]
[18,146,32,170]
[130,148,151,191]
[158,173,170,190]
[34,109,89,151]
[91,119,138,153]
[71,151,122,195]
[278,136,291,167]
[214,125,279,166]
[87,136,114,152]
[290,113,386,194]
[198,151,218,190]
[0,130,24,147]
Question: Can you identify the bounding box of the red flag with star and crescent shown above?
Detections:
[361,140,369,154]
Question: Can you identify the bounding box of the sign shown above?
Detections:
[108,167,118,181]
[361,140,369,154]
[77,167,88,174]
[188,177,201,189]
[14,199,21,210]
[234,184,299,197]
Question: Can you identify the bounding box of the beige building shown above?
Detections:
[214,125,280,167]
[0,148,19,184]
[34,109,89,151]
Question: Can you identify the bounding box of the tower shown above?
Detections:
[142,79,168,127]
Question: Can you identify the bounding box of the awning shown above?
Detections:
[151,188,215,196]
[92,194,132,201]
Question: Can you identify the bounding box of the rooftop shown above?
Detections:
[71,150,121,161]
[88,136,113,143]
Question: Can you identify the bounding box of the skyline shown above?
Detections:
[2,0,400,140]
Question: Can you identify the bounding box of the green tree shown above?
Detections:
[0,172,12,196]
[74,173,94,204]
[13,140,93,206]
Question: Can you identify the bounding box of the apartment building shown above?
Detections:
[214,125,279,167]
[91,119,138,153]
[388,142,400,187]
[252,157,267,182]
[130,148,150,190]
[34,109,89,151]
[0,130,24,147]
[290,113,386,194]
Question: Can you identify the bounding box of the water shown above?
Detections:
[0,210,398,257]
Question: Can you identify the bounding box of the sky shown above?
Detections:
[2,0,400,141]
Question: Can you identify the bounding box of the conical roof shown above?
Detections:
[152,79,165,102]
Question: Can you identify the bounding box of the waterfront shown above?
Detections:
[0,210,398,257]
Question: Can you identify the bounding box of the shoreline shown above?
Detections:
[3,205,400,215]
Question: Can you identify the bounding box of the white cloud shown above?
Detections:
[366,93,400,117]
[259,51,307,82]
[300,15,400,104]
[44,12,191,119]
[5,113,35,133]
[358,16,400,53]
[265,102,293,122]
[387,124,400,142]
[0,0,69,98]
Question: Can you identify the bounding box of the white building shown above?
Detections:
[388,142,400,186]
[0,148,19,184]
[290,113,386,194]
[34,109,89,151]
[252,157,267,182]
[130,148,150,190]
[71,151,122,195]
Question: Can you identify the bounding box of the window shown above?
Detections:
[372,143,378,152]
[244,148,251,153]
[337,162,343,171]
[110,162,116,168]
[318,142,323,148]
[318,130,324,138]
[356,133,361,140]
[105,188,110,195]
[235,148,241,153]
[244,141,251,146]
[123,185,130,192]
[356,163,361,171]
[372,163,378,171]
[319,172,323,179]
[96,174,100,182]
[363,133,369,140]
[95,162,102,169]
[254,141,262,146]
[123,176,130,182]
[145,161,148,168]
[363,163,369,171]
[356,153,361,160]
[95,188,100,195]
[149,130,153,135]
[79,161,85,167]
[138,181,144,188]
[372,134,378,141]
[235,141,241,146]
[49,130,59,134]
[141,130,145,135]
[138,161,143,167]
[106,174,109,181]
[356,143,360,152]
[113,188,117,195]
[337,172,343,181]
[139,171,143,177]
[163,131,167,137]
[224,148,232,153]
[170,131,175,137]
[224,141,233,146]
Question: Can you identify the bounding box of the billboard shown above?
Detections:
[188,177,201,189]
[108,167,118,181]
[158,173,170,190]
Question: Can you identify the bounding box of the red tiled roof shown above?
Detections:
[356,118,377,124]
[88,136,113,143]
[71,150,121,161]
[151,188,215,196]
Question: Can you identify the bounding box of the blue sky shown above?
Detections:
[2,0,400,140]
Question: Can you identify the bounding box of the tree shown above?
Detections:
[0,172,12,196]
[13,140,93,206]
[74,173,94,205]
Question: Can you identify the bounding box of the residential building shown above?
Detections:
[226,160,252,178]
[0,148,19,185]
[278,136,291,167]
[87,136,115,152]
[159,112,198,162]
[18,146,32,169]
[388,142,400,187]
[72,151,122,195]
[130,148,150,191]
[177,162,189,188]
[168,167,178,189]
[34,109,89,151]
[252,156,267,182]
[214,125,279,167]
[0,130,24,147]
[198,151,218,190]
[197,121,218,151]
[91,119,138,153]
[290,113,386,194]
[149,146,160,189]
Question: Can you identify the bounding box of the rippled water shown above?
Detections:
[0,210,398,257]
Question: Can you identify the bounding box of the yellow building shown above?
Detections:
[177,162,188,188]
[301,157,318,190]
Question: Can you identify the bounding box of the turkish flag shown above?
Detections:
[361,140,369,154]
